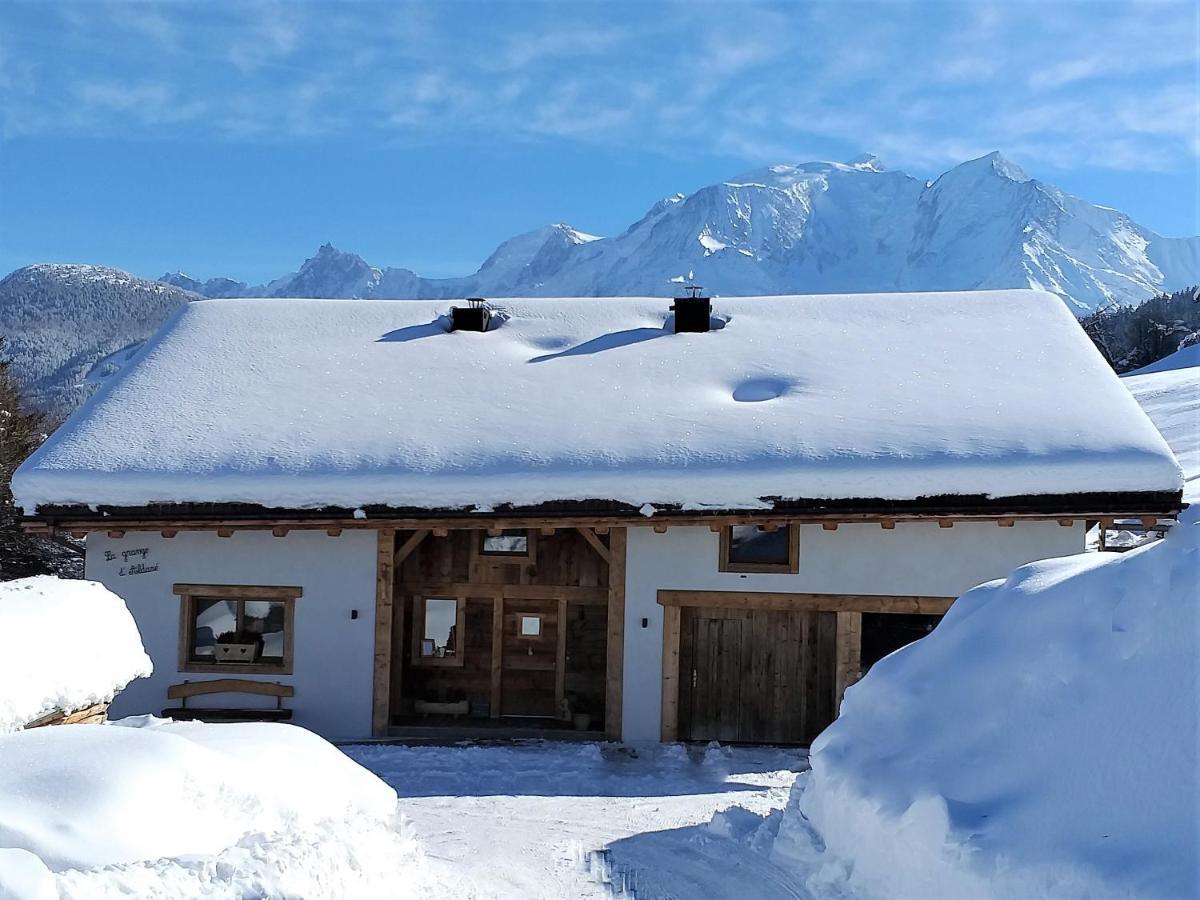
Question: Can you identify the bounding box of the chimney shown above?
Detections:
[450,298,492,332]
[670,285,711,333]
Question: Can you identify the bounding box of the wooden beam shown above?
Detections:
[1057,518,1074,527]
[657,590,955,615]
[575,527,611,564]
[172,583,302,600]
[398,581,607,604]
[326,527,342,537]
[880,519,896,530]
[371,528,396,737]
[393,528,430,568]
[660,603,681,742]
[491,592,504,718]
[709,522,724,533]
[539,526,556,536]
[107,529,125,539]
[1141,516,1158,527]
[432,526,449,538]
[834,611,862,715]
[161,529,177,539]
[555,597,568,717]
[594,525,609,535]
[487,527,503,536]
[271,526,289,538]
[762,522,780,532]
[652,522,669,533]
[821,522,838,531]
[998,518,1015,527]
[938,519,954,528]
[605,527,626,741]
[217,528,233,538]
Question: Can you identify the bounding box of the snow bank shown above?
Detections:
[1124,347,1198,502]
[0,719,426,899]
[13,291,1182,512]
[0,577,151,732]
[777,510,1199,899]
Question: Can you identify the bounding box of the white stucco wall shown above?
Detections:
[621,521,1087,742]
[86,529,378,740]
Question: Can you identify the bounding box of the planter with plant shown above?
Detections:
[213,630,262,664]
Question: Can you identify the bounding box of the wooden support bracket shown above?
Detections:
[575,527,611,564]
[880,519,896,530]
[393,528,431,568]
[271,526,289,538]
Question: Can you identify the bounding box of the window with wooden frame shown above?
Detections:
[719,524,800,573]
[476,529,536,564]
[412,595,466,666]
[174,583,301,675]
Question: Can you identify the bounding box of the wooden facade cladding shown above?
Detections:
[657,590,954,744]
[381,526,623,734]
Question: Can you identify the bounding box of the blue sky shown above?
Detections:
[1,0,1196,283]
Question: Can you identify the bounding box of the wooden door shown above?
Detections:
[501,598,560,717]
[680,607,837,745]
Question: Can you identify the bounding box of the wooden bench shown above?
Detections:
[162,678,294,722]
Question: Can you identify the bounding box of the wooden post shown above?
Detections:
[371,528,395,737]
[605,527,627,741]
[555,597,568,717]
[491,592,504,718]
[660,603,681,742]
[834,611,862,715]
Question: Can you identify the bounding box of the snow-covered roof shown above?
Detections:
[14,291,1183,514]
[1123,345,1199,504]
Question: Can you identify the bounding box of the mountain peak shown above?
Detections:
[961,151,1030,183]
[847,153,886,172]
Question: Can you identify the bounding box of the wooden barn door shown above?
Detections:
[679,607,837,744]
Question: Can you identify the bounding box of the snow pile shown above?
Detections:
[774,509,1199,899]
[0,577,151,732]
[1124,344,1199,502]
[14,290,1182,512]
[0,719,427,899]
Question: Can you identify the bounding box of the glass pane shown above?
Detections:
[728,525,790,565]
[244,600,286,660]
[481,530,529,554]
[192,599,237,658]
[422,598,458,657]
[520,615,542,637]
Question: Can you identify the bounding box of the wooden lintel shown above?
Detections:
[575,527,612,564]
[172,582,302,599]
[107,529,125,539]
[657,589,955,615]
[271,526,289,538]
[880,519,896,530]
[393,528,431,568]
[822,522,838,531]
[998,518,1015,527]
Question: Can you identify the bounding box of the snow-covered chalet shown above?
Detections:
[14,290,1184,743]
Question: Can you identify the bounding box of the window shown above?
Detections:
[173,583,301,674]
[412,595,466,667]
[719,524,799,573]
[477,529,536,563]
[519,614,542,638]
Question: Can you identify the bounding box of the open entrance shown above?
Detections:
[379,527,622,739]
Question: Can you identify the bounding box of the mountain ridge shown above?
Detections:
[157,152,1198,313]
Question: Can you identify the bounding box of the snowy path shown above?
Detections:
[345,741,813,900]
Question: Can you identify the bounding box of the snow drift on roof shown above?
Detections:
[13,291,1182,513]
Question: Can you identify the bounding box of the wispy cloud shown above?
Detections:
[0,0,1195,176]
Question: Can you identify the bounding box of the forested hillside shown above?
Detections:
[1081,285,1200,373]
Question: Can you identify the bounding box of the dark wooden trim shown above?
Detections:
[23,489,1184,532]
[398,581,608,604]
[410,594,467,668]
[176,589,298,676]
[718,524,800,573]
[173,583,302,600]
[473,528,537,564]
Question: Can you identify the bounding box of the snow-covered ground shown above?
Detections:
[0,576,151,732]
[0,719,427,900]
[347,741,812,899]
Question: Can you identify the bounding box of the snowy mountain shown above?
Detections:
[0,265,197,414]
[167,153,1200,312]
[2,153,1197,414]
